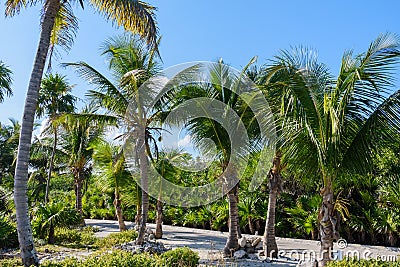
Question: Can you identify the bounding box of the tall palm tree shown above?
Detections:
[6,0,158,263]
[92,141,132,231]
[66,34,161,245]
[0,61,12,103]
[166,59,261,256]
[37,73,76,204]
[270,34,400,266]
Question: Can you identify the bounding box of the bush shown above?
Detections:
[0,258,22,267]
[41,251,154,267]
[95,230,138,248]
[327,259,400,266]
[158,247,199,267]
[0,215,18,248]
[41,248,199,267]
[54,227,97,247]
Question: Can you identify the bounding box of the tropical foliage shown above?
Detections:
[2,31,400,267]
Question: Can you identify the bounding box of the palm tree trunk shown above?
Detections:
[223,183,240,257]
[13,0,60,265]
[114,188,127,231]
[45,127,57,204]
[135,202,142,226]
[134,184,142,226]
[248,216,254,235]
[48,222,55,245]
[75,172,83,215]
[263,151,281,258]
[318,185,336,267]
[155,198,163,238]
[136,137,149,245]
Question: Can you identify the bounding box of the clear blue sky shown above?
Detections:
[1,0,400,123]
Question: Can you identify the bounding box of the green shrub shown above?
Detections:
[0,258,22,267]
[54,227,97,247]
[41,251,154,267]
[158,247,199,267]
[327,259,400,266]
[0,215,18,248]
[95,230,138,248]
[41,248,198,267]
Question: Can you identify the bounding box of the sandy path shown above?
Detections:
[85,219,400,266]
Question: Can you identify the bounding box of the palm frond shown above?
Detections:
[46,1,78,67]
[0,61,13,103]
[89,0,158,49]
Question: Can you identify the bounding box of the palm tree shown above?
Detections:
[37,73,76,204]
[166,59,261,256]
[0,61,12,103]
[31,202,81,244]
[66,34,161,245]
[269,34,400,266]
[0,119,19,184]
[58,106,105,215]
[153,149,189,238]
[6,0,158,263]
[92,141,132,231]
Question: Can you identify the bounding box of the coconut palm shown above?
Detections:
[0,61,12,103]
[268,34,400,266]
[166,58,261,256]
[37,73,76,204]
[66,34,161,245]
[6,0,158,263]
[58,106,105,215]
[153,149,189,238]
[92,141,132,231]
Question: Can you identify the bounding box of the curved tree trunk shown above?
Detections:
[114,187,127,231]
[136,136,149,245]
[155,198,163,238]
[45,127,57,204]
[318,185,337,267]
[263,151,281,258]
[223,183,240,257]
[13,0,60,265]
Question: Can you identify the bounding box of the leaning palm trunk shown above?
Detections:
[223,183,240,256]
[263,151,282,258]
[136,136,149,245]
[45,127,57,204]
[13,0,61,265]
[155,198,163,238]
[318,185,337,266]
[114,188,127,231]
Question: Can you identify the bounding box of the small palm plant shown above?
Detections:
[32,202,82,244]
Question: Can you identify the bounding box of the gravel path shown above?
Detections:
[85,219,400,266]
